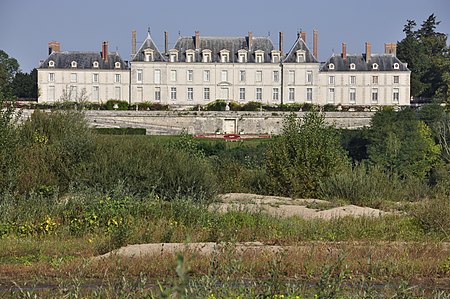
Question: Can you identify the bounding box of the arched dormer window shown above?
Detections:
[202,49,211,63]
[350,63,356,70]
[328,63,335,70]
[93,61,99,68]
[372,63,379,70]
[255,50,264,63]
[71,61,77,68]
[144,49,154,62]
[271,50,281,63]
[296,50,306,63]
[238,49,248,63]
[393,62,400,70]
[220,49,230,63]
[48,60,55,68]
[115,62,121,69]
[185,49,195,63]
[169,49,179,62]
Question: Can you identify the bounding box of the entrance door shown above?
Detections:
[221,87,229,100]
[223,119,236,134]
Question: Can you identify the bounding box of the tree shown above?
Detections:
[265,111,348,198]
[0,50,19,101]
[12,68,38,99]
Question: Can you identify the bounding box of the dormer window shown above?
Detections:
[350,63,356,70]
[328,63,335,70]
[202,49,211,63]
[169,49,179,62]
[71,61,77,68]
[48,60,55,68]
[144,49,154,62]
[93,61,99,68]
[186,49,195,63]
[296,50,306,63]
[238,50,247,63]
[220,50,230,63]
[271,50,280,63]
[115,62,121,69]
[372,63,379,70]
[393,63,400,70]
[255,50,264,63]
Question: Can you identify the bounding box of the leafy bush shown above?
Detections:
[206,100,227,111]
[95,127,146,135]
[106,100,129,110]
[412,196,450,236]
[241,101,262,111]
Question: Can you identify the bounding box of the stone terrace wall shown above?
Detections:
[20,110,374,135]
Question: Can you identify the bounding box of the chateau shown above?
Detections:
[37,30,411,107]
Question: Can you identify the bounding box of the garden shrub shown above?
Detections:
[106,99,129,110]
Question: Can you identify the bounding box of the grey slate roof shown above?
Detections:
[132,34,166,62]
[39,51,128,70]
[283,36,317,63]
[320,54,409,72]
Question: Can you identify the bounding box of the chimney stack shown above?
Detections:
[102,41,109,62]
[195,31,200,50]
[48,41,60,55]
[132,30,136,56]
[164,31,169,54]
[342,42,347,59]
[313,30,318,59]
[384,43,397,56]
[279,32,284,56]
[248,31,253,51]
[365,42,372,63]
[301,31,306,43]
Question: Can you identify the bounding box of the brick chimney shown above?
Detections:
[342,42,347,59]
[102,41,109,62]
[384,43,397,56]
[248,31,253,51]
[48,41,60,55]
[313,30,318,59]
[132,30,136,55]
[279,32,284,56]
[301,31,306,43]
[195,31,200,50]
[365,42,372,63]
[164,31,169,54]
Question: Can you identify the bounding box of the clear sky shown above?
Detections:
[0,0,448,72]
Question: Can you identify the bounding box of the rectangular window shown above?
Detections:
[372,76,378,85]
[239,70,246,82]
[393,88,399,103]
[137,69,143,83]
[221,70,228,82]
[48,86,55,100]
[350,88,356,104]
[256,71,262,82]
[114,74,121,83]
[306,70,313,84]
[307,88,313,102]
[288,70,295,84]
[238,53,246,63]
[92,73,99,83]
[240,88,245,100]
[154,69,161,84]
[329,76,335,85]
[328,88,335,104]
[137,86,143,101]
[170,87,177,100]
[170,53,177,62]
[187,87,194,100]
[350,76,356,85]
[71,73,77,83]
[48,73,55,82]
[70,85,77,101]
[155,87,161,101]
[273,71,279,82]
[186,53,194,63]
[394,76,399,84]
[203,70,210,82]
[256,53,263,63]
[273,88,279,101]
[92,86,99,101]
[256,88,262,101]
[204,88,210,100]
[372,88,378,104]
[170,70,177,82]
[114,86,121,100]
[187,70,193,81]
[288,88,295,101]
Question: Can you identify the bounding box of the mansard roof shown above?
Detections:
[132,33,166,62]
[39,51,128,70]
[171,35,276,63]
[283,35,317,63]
[320,54,409,72]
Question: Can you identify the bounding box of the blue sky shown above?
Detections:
[0,0,448,72]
